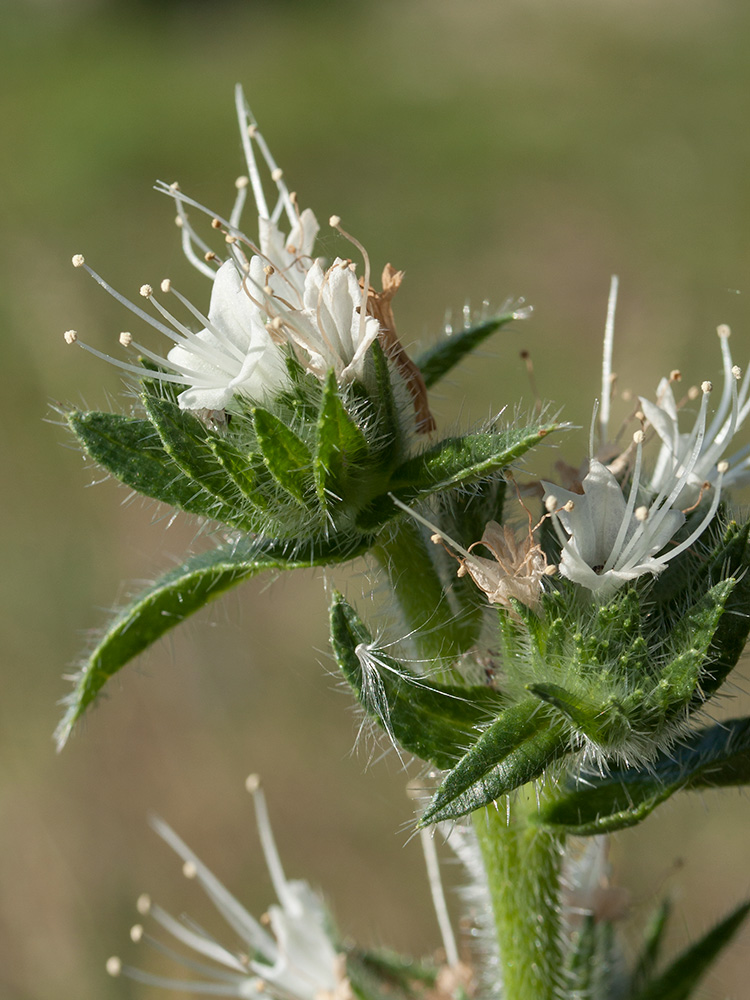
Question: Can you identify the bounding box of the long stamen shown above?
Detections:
[230,175,249,230]
[107,958,248,996]
[651,463,727,567]
[599,274,618,446]
[418,828,459,967]
[71,255,175,340]
[234,84,269,219]
[602,431,644,574]
[139,897,248,971]
[704,325,734,444]
[245,776,299,918]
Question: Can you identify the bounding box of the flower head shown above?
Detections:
[639,325,749,503]
[543,418,725,599]
[107,776,346,1000]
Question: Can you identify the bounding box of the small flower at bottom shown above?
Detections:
[106,775,348,1000]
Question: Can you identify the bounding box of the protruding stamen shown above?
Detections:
[72,254,85,268]
[106,956,122,977]
[599,274,619,445]
[64,329,78,344]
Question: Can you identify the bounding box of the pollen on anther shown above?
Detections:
[136,893,152,916]
[169,181,180,191]
[717,323,731,338]
[247,124,258,138]
[160,278,172,294]
[211,218,222,230]
[563,500,575,512]
[633,429,645,445]
[732,365,742,380]
[130,924,144,943]
[429,533,442,545]
[64,329,78,345]
[457,565,468,577]
[635,505,649,522]
[72,254,85,268]
[139,284,153,299]
[260,912,271,927]
[106,957,122,978]
[235,175,249,189]
[175,216,183,228]
[329,215,341,228]
[545,495,558,513]
[718,460,730,474]
[182,860,197,879]
[204,251,217,262]
[119,332,132,347]
[225,235,237,245]
[263,265,275,276]
[245,773,261,793]
[544,564,558,576]
[701,380,713,393]
[669,369,682,382]
[688,385,700,400]
[271,168,283,182]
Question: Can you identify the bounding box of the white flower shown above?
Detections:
[639,325,749,503]
[106,776,346,1000]
[543,419,726,599]
[264,256,382,384]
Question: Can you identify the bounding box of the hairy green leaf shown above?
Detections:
[330,593,505,770]
[538,716,750,835]
[314,371,371,508]
[416,313,518,389]
[252,407,314,503]
[57,540,368,750]
[67,410,250,529]
[419,698,569,825]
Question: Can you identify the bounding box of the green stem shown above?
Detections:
[473,796,565,1000]
[373,520,471,671]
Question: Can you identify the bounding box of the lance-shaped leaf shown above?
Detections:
[57,539,370,750]
[209,436,274,513]
[528,682,639,748]
[538,716,750,836]
[416,313,518,389]
[631,900,672,996]
[630,900,750,1000]
[358,422,558,529]
[67,410,253,530]
[330,593,505,770]
[142,393,242,505]
[252,407,314,504]
[314,371,371,508]
[419,698,570,825]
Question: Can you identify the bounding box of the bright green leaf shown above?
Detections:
[314,371,371,507]
[252,407,314,503]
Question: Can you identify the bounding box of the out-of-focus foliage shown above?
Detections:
[2,1,750,997]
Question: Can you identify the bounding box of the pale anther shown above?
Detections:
[136,893,151,915]
[545,495,558,512]
[119,332,132,347]
[72,254,85,268]
[183,860,197,879]
[204,251,216,261]
[169,181,180,191]
[235,175,249,189]
[329,215,341,228]
[106,957,122,977]
[633,429,645,445]
[717,323,731,338]
[271,167,283,182]
[563,500,575,512]
[247,124,258,137]
[701,380,713,393]
[139,284,153,299]
[718,460,730,474]
[544,564,558,576]
[225,235,237,244]
[160,278,171,293]
[174,215,183,227]
[634,505,649,522]
[130,924,143,943]
[635,409,645,422]
[245,773,261,793]
[688,385,700,400]
[669,369,681,382]
[64,329,78,344]
[430,533,442,545]
[732,365,742,380]
[211,218,222,230]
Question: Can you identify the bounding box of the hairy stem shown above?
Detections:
[373,520,472,674]
[473,796,564,1000]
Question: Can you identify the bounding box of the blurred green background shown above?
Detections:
[2,0,750,996]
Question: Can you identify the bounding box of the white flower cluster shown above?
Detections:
[66,86,380,411]
[543,305,746,600]
[106,776,348,1000]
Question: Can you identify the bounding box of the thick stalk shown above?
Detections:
[473,796,565,1000]
[372,520,473,670]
